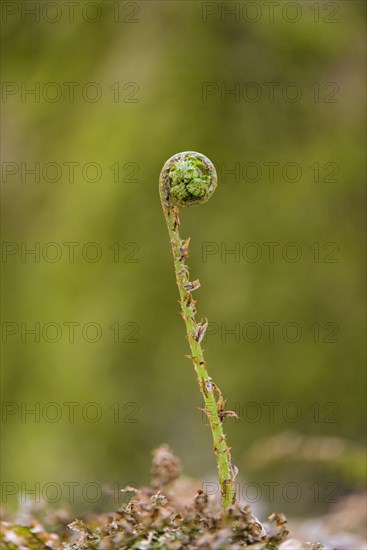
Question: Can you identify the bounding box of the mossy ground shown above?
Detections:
[0,446,326,550]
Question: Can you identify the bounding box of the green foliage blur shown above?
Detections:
[1,0,365,517]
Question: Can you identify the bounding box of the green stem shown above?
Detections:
[159,153,237,509]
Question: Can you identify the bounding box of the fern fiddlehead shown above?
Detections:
[159,151,237,509]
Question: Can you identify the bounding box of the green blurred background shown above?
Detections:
[1,0,365,519]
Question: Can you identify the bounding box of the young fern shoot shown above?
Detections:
[159,151,238,509]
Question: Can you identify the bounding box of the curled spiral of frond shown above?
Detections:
[160,151,217,207]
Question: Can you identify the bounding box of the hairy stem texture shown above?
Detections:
[159,152,237,509]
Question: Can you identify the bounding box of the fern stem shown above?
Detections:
[159,151,237,509]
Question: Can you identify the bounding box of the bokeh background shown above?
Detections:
[1,0,366,539]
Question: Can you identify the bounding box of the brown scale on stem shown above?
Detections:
[183,297,196,317]
[184,279,200,292]
[194,319,208,343]
[179,238,190,261]
[178,267,190,280]
[200,378,209,399]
